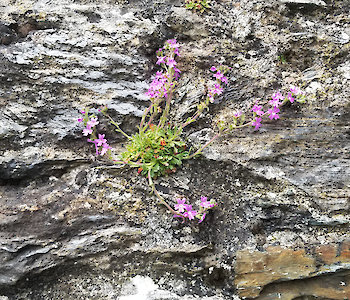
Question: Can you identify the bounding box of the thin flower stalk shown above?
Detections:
[148,169,184,217]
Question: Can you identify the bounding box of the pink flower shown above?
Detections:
[174,198,187,213]
[201,196,216,209]
[272,91,284,101]
[213,83,223,95]
[290,85,301,95]
[182,204,197,220]
[156,56,166,65]
[83,126,93,136]
[77,118,83,122]
[234,111,242,118]
[252,117,262,130]
[269,91,284,107]
[221,76,228,84]
[95,134,107,146]
[166,58,177,68]
[100,143,112,156]
[163,87,168,98]
[269,98,282,107]
[174,67,181,79]
[200,200,212,209]
[146,90,155,98]
[155,71,163,78]
[183,209,197,220]
[87,117,99,128]
[287,92,294,103]
[252,104,264,116]
[267,106,280,120]
[213,71,223,80]
[184,204,193,211]
[166,39,180,49]
[210,66,217,72]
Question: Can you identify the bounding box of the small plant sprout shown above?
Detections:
[78,39,306,223]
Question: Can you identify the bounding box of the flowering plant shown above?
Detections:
[78,110,113,157]
[184,0,210,13]
[174,196,217,223]
[78,38,306,223]
[121,125,188,179]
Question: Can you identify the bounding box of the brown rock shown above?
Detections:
[315,244,338,265]
[235,247,316,298]
[17,22,37,38]
[257,272,350,300]
[339,241,350,262]
[235,242,350,299]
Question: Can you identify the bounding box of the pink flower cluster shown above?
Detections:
[146,39,181,102]
[146,71,172,100]
[251,85,304,130]
[208,66,229,103]
[174,196,216,223]
[78,111,112,156]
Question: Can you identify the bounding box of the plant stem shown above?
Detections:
[148,170,183,217]
[103,113,131,139]
[181,110,201,128]
[113,159,143,167]
[158,88,173,129]
[184,131,222,160]
[145,104,158,129]
[184,121,253,159]
[181,96,212,128]
[139,104,153,132]
[231,122,253,130]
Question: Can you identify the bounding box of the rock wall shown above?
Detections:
[0,0,349,299]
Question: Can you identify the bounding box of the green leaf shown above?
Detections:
[171,157,182,165]
[185,3,195,9]
[153,163,160,173]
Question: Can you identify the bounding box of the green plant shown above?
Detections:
[120,125,188,179]
[185,0,210,13]
[277,54,287,64]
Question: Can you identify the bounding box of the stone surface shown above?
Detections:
[235,242,350,298]
[279,0,327,6]
[0,0,349,299]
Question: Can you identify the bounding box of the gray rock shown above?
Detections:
[0,0,349,299]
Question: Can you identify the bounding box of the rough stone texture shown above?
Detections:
[0,0,349,299]
[235,242,350,298]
